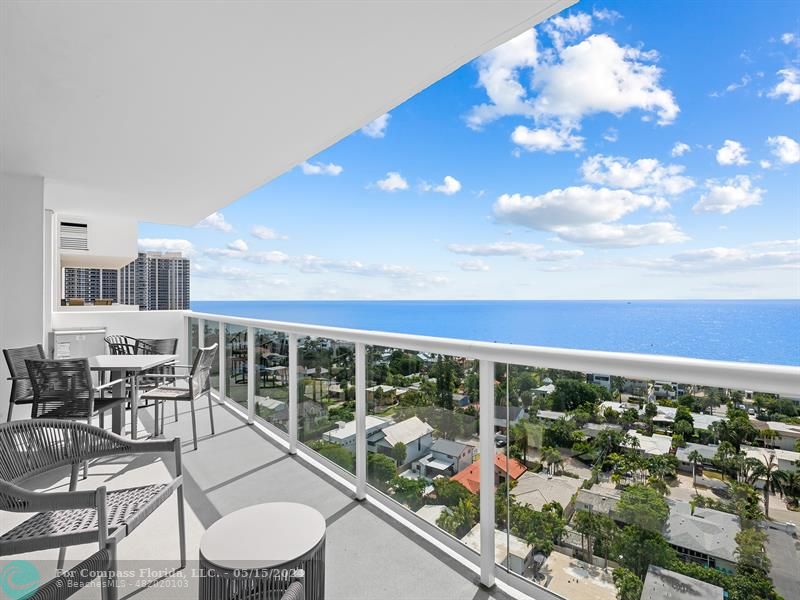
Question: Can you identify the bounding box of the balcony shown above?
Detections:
[8,307,798,600]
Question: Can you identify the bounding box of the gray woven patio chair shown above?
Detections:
[141,344,218,450]
[137,338,179,429]
[0,419,185,600]
[24,547,111,600]
[3,344,46,422]
[104,335,139,356]
[25,358,129,429]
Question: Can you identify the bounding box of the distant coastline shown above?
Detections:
[191,299,800,366]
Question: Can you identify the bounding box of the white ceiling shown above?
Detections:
[1,0,573,225]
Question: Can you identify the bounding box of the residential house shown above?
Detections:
[413,438,474,478]
[451,453,526,494]
[623,431,672,456]
[322,415,391,453]
[641,565,723,600]
[574,487,622,519]
[664,501,739,574]
[461,524,534,576]
[675,443,719,473]
[759,421,800,451]
[588,373,611,390]
[494,405,527,432]
[533,383,555,398]
[375,416,434,466]
[741,445,800,472]
[535,409,567,422]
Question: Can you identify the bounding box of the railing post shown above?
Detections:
[247,326,255,425]
[184,316,192,365]
[218,321,226,402]
[479,359,496,589]
[355,342,367,500]
[288,333,298,455]
[198,318,205,348]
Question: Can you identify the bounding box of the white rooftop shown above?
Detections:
[642,565,724,600]
[382,417,433,447]
[461,523,532,562]
[624,431,673,456]
[324,415,389,441]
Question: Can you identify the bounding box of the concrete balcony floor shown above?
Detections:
[7,400,513,600]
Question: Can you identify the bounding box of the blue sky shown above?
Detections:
[141,0,800,301]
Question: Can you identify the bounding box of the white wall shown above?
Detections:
[51,309,188,362]
[0,173,45,419]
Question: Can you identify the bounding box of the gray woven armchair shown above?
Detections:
[141,344,218,449]
[24,547,111,600]
[3,344,46,422]
[0,420,186,600]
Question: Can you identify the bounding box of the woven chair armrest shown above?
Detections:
[0,480,102,513]
[167,364,194,369]
[7,375,30,381]
[123,437,181,454]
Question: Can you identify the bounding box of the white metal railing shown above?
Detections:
[184,309,800,595]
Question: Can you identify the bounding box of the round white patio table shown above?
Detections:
[199,502,326,600]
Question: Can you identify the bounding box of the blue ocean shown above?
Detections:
[191,300,800,366]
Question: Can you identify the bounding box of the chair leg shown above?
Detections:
[177,485,186,568]
[99,410,105,429]
[154,400,160,437]
[161,400,166,434]
[174,400,179,422]
[207,392,215,435]
[58,462,80,571]
[6,402,13,423]
[103,539,119,600]
[190,398,198,450]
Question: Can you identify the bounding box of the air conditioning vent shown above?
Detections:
[60,221,89,251]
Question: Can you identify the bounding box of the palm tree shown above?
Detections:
[775,470,800,507]
[687,449,703,488]
[756,453,781,518]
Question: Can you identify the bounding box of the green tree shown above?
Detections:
[735,527,771,576]
[367,453,398,490]
[390,441,407,465]
[390,476,426,510]
[433,478,474,507]
[549,379,608,412]
[612,567,642,600]
[687,449,703,488]
[613,525,675,578]
[437,497,477,538]
[617,484,669,532]
[753,452,780,518]
[311,442,355,471]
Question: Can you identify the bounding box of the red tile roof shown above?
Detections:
[450,453,526,494]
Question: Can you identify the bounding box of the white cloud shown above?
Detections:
[711,74,751,97]
[138,238,194,256]
[244,251,290,264]
[250,225,288,240]
[555,222,687,248]
[580,154,695,195]
[361,113,391,138]
[767,135,800,164]
[531,34,679,127]
[715,139,749,166]
[603,128,619,143]
[592,7,622,22]
[300,161,343,176]
[544,12,593,50]
[632,239,799,272]
[671,142,691,157]
[375,171,409,192]
[196,212,232,232]
[493,186,682,247]
[457,259,490,272]
[447,241,583,261]
[227,239,248,252]
[760,159,772,169]
[693,175,764,214]
[781,32,797,45]
[422,175,462,195]
[466,28,539,129]
[511,125,584,152]
[769,68,800,103]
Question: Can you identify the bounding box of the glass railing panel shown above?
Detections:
[365,346,482,549]
[203,320,220,390]
[252,327,289,433]
[493,363,794,600]
[188,317,199,359]
[297,336,356,473]
[225,323,248,408]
